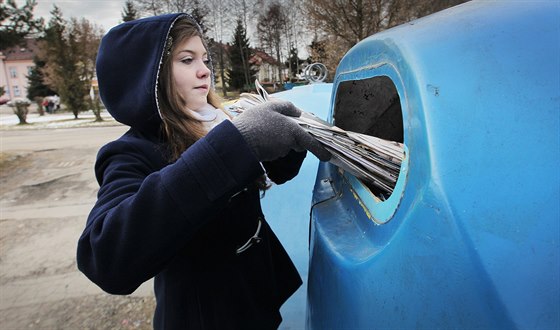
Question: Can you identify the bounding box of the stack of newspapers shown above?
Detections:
[228,81,405,195]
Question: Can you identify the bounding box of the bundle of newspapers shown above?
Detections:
[228,80,405,195]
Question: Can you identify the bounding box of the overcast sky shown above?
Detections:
[27,0,311,56]
[32,0,126,33]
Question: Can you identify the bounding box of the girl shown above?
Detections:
[77,13,330,329]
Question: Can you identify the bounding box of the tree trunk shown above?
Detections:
[239,40,250,90]
[276,47,282,84]
[93,97,103,122]
[34,97,45,116]
[14,104,29,125]
[219,45,227,97]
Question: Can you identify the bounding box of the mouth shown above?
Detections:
[194,84,209,91]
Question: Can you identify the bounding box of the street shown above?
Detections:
[1,125,157,329]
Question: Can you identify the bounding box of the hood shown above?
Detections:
[96,13,211,136]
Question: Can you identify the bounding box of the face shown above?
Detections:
[171,36,211,111]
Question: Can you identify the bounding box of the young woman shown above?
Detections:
[77,13,330,329]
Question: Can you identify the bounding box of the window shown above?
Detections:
[13,86,20,97]
[9,67,17,78]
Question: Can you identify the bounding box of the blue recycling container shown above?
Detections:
[307,1,560,329]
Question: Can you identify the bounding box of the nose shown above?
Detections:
[197,61,210,79]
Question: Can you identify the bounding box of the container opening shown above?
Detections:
[333,76,404,199]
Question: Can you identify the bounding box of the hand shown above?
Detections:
[232,101,331,162]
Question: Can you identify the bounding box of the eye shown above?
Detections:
[180,57,193,64]
[203,59,210,65]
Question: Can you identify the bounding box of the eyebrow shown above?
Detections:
[177,50,207,56]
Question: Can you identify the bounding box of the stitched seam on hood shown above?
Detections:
[154,14,213,121]
[155,14,185,121]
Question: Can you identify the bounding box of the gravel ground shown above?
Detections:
[1,295,156,330]
[0,116,158,329]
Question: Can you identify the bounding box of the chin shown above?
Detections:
[188,101,207,111]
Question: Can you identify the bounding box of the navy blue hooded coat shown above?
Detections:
[77,13,303,329]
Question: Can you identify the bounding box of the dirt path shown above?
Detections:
[1,126,156,329]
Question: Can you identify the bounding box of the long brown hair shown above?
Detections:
[157,17,222,160]
[157,17,269,191]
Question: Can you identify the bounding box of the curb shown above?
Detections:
[0,110,122,130]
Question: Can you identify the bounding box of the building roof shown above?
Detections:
[209,41,279,67]
[250,49,278,66]
[1,39,39,61]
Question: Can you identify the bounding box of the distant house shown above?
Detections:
[0,39,38,102]
[250,49,281,83]
[212,41,283,89]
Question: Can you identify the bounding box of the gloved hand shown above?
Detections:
[232,101,331,162]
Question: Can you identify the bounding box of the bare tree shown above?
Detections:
[132,0,194,15]
[133,0,163,16]
[207,0,233,43]
[307,0,470,45]
[305,0,468,75]
[232,0,258,33]
[167,0,190,11]
[207,0,233,96]
[132,0,211,33]
[280,0,306,58]
[305,0,386,48]
[412,0,469,20]
[253,0,308,79]
[257,1,288,82]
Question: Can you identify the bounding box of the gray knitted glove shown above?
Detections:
[232,101,331,162]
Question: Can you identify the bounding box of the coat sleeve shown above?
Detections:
[262,150,307,185]
[77,121,264,295]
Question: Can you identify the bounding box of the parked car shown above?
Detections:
[305,1,559,329]
[0,95,9,105]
